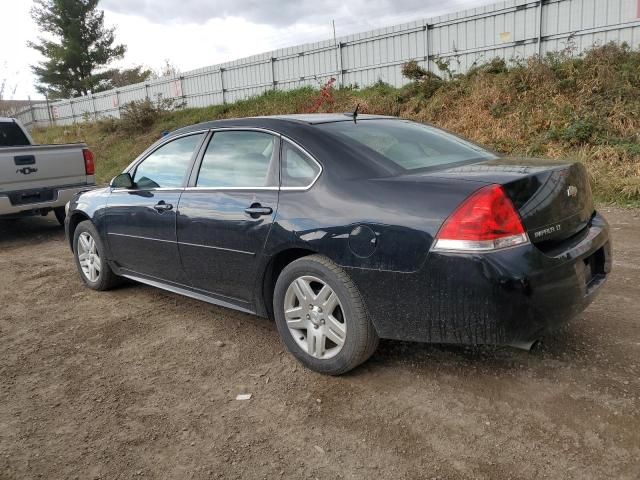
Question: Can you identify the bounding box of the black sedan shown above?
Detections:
[65,114,611,375]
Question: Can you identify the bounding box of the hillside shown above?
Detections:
[32,43,640,205]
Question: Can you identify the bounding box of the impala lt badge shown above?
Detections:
[567,185,578,197]
[534,224,562,239]
[16,167,38,175]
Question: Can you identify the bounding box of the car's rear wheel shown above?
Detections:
[73,220,120,291]
[273,254,379,375]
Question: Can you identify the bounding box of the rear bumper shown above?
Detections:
[348,213,611,346]
[0,184,93,217]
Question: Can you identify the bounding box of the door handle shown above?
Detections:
[245,203,273,218]
[14,155,36,166]
[153,201,173,212]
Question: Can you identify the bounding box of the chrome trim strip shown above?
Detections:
[107,232,254,255]
[110,187,184,192]
[184,186,279,191]
[108,232,174,243]
[178,241,254,256]
[208,126,283,136]
[279,137,323,191]
[116,126,324,192]
[123,129,210,174]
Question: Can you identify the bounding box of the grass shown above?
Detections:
[32,43,640,206]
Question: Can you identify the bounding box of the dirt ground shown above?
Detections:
[0,208,638,480]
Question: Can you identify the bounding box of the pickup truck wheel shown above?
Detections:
[54,207,66,226]
[273,254,379,375]
[73,220,120,291]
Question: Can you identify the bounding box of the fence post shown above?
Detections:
[28,96,36,126]
[219,69,226,104]
[537,0,544,56]
[424,23,431,73]
[144,83,150,100]
[69,100,77,124]
[92,95,98,121]
[115,90,121,118]
[45,94,53,127]
[270,57,277,91]
[179,76,186,106]
[336,42,344,87]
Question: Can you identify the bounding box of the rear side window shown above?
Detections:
[196,131,276,188]
[317,120,496,171]
[0,122,30,146]
[281,142,321,188]
[133,133,204,189]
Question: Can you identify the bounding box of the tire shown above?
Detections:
[54,207,66,226]
[73,220,121,291]
[273,254,379,375]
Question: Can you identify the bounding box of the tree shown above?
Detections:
[96,66,153,91]
[28,0,126,99]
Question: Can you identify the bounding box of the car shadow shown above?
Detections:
[356,325,587,377]
[0,215,65,247]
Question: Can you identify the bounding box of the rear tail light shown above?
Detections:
[433,184,529,252]
[83,148,95,175]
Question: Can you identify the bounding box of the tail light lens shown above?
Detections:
[433,184,529,252]
[83,148,95,176]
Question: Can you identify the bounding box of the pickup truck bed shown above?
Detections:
[0,118,95,222]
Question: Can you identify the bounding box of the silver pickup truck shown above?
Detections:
[0,117,95,224]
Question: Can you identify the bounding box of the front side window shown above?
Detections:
[281,142,321,188]
[196,131,276,188]
[133,133,204,189]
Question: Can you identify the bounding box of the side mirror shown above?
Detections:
[110,172,134,189]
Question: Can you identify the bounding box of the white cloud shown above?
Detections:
[0,1,42,100]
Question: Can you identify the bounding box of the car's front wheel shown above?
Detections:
[273,254,379,375]
[73,220,120,291]
[53,207,66,226]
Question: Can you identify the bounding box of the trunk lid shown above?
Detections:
[0,143,90,193]
[411,157,595,245]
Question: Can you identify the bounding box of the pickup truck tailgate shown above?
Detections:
[0,144,90,193]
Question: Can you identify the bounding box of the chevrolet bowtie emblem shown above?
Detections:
[16,167,38,175]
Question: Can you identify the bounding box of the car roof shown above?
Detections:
[264,113,397,124]
[171,113,398,137]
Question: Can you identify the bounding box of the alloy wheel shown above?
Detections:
[284,275,346,360]
[77,232,101,283]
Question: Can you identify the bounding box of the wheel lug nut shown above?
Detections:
[306,314,310,319]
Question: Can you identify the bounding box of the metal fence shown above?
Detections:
[16,0,640,128]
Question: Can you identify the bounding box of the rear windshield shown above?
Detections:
[0,122,30,146]
[316,119,496,171]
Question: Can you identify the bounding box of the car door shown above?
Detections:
[106,132,206,284]
[176,129,280,307]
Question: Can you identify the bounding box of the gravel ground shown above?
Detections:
[0,208,638,480]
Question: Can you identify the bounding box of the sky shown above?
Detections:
[0,0,495,100]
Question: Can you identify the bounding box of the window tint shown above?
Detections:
[133,134,204,189]
[0,122,30,146]
[196,131,276,188]
[317,120,496,171]
[281,142,320,188]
